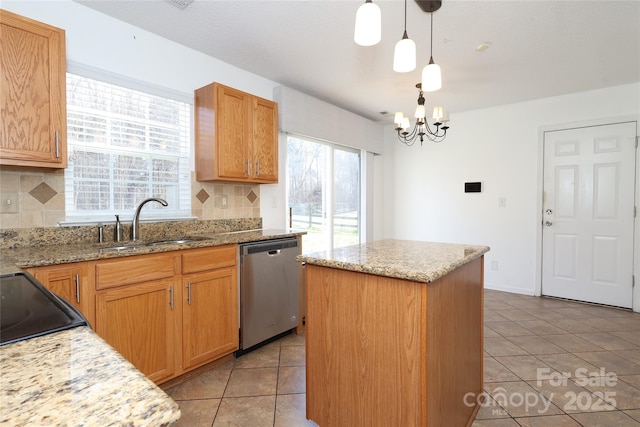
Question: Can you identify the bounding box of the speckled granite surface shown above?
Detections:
[0,327,180,426]
[297,239,490,283]
[0,228,304,275]
[0,218,262,249]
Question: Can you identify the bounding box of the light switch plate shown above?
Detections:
[0,192,19,213]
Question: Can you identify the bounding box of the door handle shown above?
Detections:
[545,221,553,226]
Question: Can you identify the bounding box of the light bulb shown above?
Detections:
[393,33,416,73]
[422,58,442,92]
[401,117,410,131]
[414,104,426,119]
[432,106,444,121]
[354,1,381,46]
[394,112,405,126]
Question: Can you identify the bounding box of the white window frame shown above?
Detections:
[285,133,362,252]
[62,62,194,225]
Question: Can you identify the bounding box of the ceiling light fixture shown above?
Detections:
[354,0,381,46]
[421,9,442,91]
[394,83,449,145]
[393,0,416,73]
[165,0,193,10]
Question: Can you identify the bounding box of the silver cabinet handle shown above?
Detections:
[74,273,80,304]
[256,159,260,176]
[169,286,174,310]
[247,160,251,176]
[55,131,60,158]
[187,282,192,305]
[545,221,553,226]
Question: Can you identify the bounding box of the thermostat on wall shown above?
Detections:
[465,182,482,193]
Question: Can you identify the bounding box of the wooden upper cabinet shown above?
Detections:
[0,10,67,168]
[252,96,278,182]
[195,82,278,183]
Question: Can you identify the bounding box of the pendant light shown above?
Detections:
[354,0,381,46]
[393,0,416,72]
[421,12,442,92]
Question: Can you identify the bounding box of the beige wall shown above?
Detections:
[0,169,260,229]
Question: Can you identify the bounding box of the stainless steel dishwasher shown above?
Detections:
[239,238,300,351]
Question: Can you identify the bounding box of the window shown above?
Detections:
[286,135,360,253]
[64,73,191,222]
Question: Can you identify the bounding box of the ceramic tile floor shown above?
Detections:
[166,289,640,426]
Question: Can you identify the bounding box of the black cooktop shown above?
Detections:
[0,272,88,346]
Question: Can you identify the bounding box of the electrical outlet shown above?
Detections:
[490,260,499,271]
[0,192,19,213]
[215,194,228,209]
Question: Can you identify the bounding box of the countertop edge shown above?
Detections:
[297,240,490,283]
[1,229,306,274]
[0,326,181,426]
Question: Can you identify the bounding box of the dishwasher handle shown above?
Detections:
[241,238,299,256]
[267,249,281,256]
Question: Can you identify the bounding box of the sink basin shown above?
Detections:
[99,245,142,253]
[146,237,209,246]
[100,236,210,252]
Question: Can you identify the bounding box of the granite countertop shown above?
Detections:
[0,327,180,426]
[297,239,490,283]
[0,228,304,275]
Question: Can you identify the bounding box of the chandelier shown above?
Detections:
[354,0,450,145]
[394,83,449,145]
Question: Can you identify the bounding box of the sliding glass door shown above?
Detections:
[286,135,360,253]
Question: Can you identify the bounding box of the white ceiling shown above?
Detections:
[75,0,640,123]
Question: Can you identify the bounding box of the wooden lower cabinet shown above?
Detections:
[27,262,95,327]
[92,245,239,384]
[29,246,239,385]
[96,278,179,384]
[182,267,238,370]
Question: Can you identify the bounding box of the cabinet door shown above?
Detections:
[214,83,251,181]
[0,10,67,168]
[252,97,279,183]
[28,262,95,327]
[96,279,179,384]
[182,267,238,370]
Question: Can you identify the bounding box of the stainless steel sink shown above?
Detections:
[100,236,210,252]
[146,237,209,246]
[99,245,143,253]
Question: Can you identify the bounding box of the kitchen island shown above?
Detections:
[298,239,489,427]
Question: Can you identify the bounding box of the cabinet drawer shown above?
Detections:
[182,245,237,274]
[96,253,180,290]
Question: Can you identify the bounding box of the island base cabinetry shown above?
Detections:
[305,257,484,427]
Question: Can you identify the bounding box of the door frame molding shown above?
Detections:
[535,115,640,312]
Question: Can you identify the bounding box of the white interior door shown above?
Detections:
[542,122,636,308]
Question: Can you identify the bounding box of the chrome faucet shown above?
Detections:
[131,197,168,241]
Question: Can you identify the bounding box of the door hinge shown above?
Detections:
[636,136,639,148]
[633,275,635,288]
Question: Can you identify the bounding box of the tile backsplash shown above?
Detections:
[0,169,260,229]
